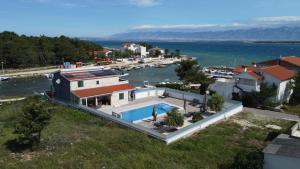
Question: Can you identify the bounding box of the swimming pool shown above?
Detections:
[121,103,175,122]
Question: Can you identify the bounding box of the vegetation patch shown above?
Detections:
[0,98,295,169]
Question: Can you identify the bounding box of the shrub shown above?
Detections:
[208,93,225,112]
[164,108,184,127]
[192,112,203,123]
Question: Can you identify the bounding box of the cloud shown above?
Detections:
[256,16,300,22]
[129,0,161,7]
[131,16,300,32]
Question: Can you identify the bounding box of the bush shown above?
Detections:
[208,93,225,112]
[192,112,203,123]
[164,108,184,127]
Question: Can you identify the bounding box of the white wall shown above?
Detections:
[111,91,129,107]
[138,46,147,58]
[165,102,243,144]
[209,79,235,100]
[70,76,120,91]
[262,73,291,102]
[135,89,165,100]
[165,89,205,103]
[264,154,300,169]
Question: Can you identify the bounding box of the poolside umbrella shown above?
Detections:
[184,99,187,114]
[152,105,157,121]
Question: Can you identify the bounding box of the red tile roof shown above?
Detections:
[233,65,259,73]
[247,71,262,80]
[72,84,135,98]
[281,56,300,67]
[260,65,296,81]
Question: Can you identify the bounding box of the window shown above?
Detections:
[96,81,100,85]
[119,93,124,100]
[78,81,84,88]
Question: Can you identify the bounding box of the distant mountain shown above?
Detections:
[107,26,300,41]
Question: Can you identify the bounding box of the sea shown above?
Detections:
[1,41,300,97]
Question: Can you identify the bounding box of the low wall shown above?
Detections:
[45,88,243,144]
[165,102,243,144]
[164,88,205,103]
[291,122,300,138]
[134,88,205,103]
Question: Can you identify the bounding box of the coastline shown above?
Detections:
[1,58,181,78]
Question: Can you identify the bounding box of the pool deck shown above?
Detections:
[99,96,203,131]
[99,96,201,115]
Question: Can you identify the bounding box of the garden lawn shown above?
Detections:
[0,99,295,169]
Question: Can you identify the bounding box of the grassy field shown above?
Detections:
[0,98,295,169]
[282,105,300,115]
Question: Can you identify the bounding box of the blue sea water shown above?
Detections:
[121,103,174,122]
[98,41,300,66]
[2,41,300,97]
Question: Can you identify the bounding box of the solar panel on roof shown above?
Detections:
[63,69,118,80]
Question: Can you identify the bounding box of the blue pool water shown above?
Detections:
[121,103,175,122]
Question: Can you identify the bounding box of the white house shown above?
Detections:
[231,65,295,103]
[51,67,135,108]
[259,65,295,102]
[121,43,148,58]
[263,134,300,169]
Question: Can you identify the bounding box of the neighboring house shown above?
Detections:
[232,65,295,103]
[260,56,300,72]
[149,47,165,58]
[121,43,148,58]
[51,67,135,108]
[91,48,112,57]
[259,65,295,102]
[263,134,300,169]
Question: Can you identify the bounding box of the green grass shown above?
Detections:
[0,99,295,169]
[282,105,300,115]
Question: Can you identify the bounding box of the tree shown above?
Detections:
[14,100,52,147]
[290,72,300,105]
[175,60,214,95]
[175,49,180,57]
[175,60,198,80]
[0,31,103,68]
[164,108,184,127]
[207,93,225,112]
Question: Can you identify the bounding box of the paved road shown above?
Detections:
[244,107,300,122]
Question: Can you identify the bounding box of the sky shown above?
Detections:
[1,0,300,37]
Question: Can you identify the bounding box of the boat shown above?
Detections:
[0,76,10,81]
[120,73,129,77]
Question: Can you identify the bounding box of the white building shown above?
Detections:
[51,67,135,108]
[149,47,165,58]
[232,65,295,103]
[121,43,148,58]
[263,134,300,169]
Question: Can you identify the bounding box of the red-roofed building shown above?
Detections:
[91,48,112,57]
[233,64,296,102]
[259,65,296,102]
[51,67,135,108]
[260,56,300,72]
